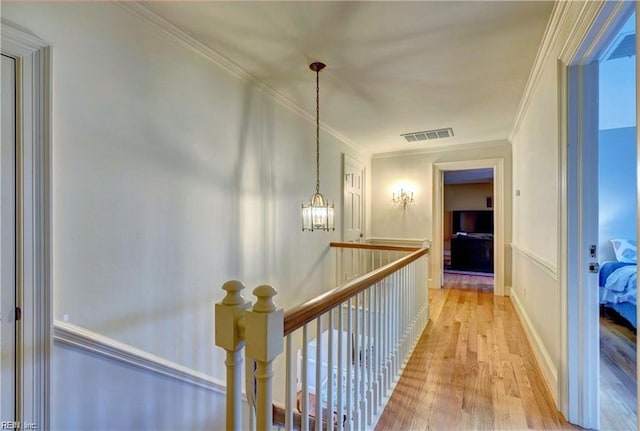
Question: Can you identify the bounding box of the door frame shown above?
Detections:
[1,21,52,428]
[432,158,505,295]
[558,2,635,428]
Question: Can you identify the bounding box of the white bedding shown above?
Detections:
[602,265,637,306]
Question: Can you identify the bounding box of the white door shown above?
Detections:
[1,54,17,419]
[343,156,364,243]
[1,54,17,420]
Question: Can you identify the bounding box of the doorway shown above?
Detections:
[597,13,636,430]
[432,158,505,296]
[563,3,636,429]
[1,22,52,427]
[1,53,17,421]
[343,155,365,243]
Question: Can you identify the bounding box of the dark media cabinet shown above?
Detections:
[450,235,494,273]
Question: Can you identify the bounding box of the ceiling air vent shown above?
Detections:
[402,128,454,143]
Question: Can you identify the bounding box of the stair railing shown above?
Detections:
[215,241,429,431]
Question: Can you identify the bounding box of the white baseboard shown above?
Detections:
[53,320,225,394]
[509,290,558,402]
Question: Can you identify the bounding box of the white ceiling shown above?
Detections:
[144,1,554,155]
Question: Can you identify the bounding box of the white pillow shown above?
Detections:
[610,239,637,263]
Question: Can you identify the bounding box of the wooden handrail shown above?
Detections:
[329,242,420,252]
[283,246,429,336]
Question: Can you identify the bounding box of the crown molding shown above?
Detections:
[54,320,226,394]
[560,1,631,65]
[371,139,510,160]
[509,1,570,142]
[509,1,607,142]
[115,2,366,157]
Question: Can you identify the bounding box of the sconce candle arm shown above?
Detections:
[392,188,414,209]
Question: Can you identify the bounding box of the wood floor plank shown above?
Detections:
[600,314,637,431]
[375,274,580,430]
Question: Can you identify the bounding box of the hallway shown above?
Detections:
[375,279,578,430]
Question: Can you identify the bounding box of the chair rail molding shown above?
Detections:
[53,320,226,394]
[511,243,558,280]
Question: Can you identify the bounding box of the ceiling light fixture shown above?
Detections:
[302,61,335,232]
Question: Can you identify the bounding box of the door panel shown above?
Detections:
[1,54,17,419]
[343,156,364,243]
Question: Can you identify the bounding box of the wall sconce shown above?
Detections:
[392,188,414,209]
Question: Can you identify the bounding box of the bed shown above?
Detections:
[599,239,637,329]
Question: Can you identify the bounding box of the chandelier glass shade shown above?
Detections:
[302,61,335,232]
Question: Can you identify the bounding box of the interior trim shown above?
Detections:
[432,158,505,295]
[1,20,52,429]
[116,2,364,157]
[510,289,558,404]
[558,2,632,427]
[511,244,558,280]
[53,320,226,394]
[371,139,509,159]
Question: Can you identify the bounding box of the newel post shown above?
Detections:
[215,280,251,431]
[245,285,284,431]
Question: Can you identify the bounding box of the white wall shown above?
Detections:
[508,2,595,401]
[510,37,562,398]
[371,143,511,239]
[2,3,369,429]
[370,142,512,282]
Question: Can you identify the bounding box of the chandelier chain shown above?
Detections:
[315,68,320,194]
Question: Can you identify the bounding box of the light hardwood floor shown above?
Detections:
[375,276,579,430]
[600,312,637,431]
[442,271,494,292]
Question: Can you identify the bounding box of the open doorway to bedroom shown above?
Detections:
[597,12,637,430]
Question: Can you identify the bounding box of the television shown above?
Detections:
[452,210,493,234]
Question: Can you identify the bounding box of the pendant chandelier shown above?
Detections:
[302,61,335,232]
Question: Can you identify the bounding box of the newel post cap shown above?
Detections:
[222,280,247,306]
[252,285,278,313]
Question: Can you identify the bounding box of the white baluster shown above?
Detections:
[215,280,251,431]
[392,271,399,378]
[285,335,293,431]
[337,304,344,431]
[373,282,381,415]
[346,297,353,430]
[327,309,334,431]
[315,316,323,431]
[245,285,284,431]
[370,249,374,273]
[353,294,360,430]
[367,287,374,424]
[302,325,309,431]
[383,278,389,394]
[359,291,366,426]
